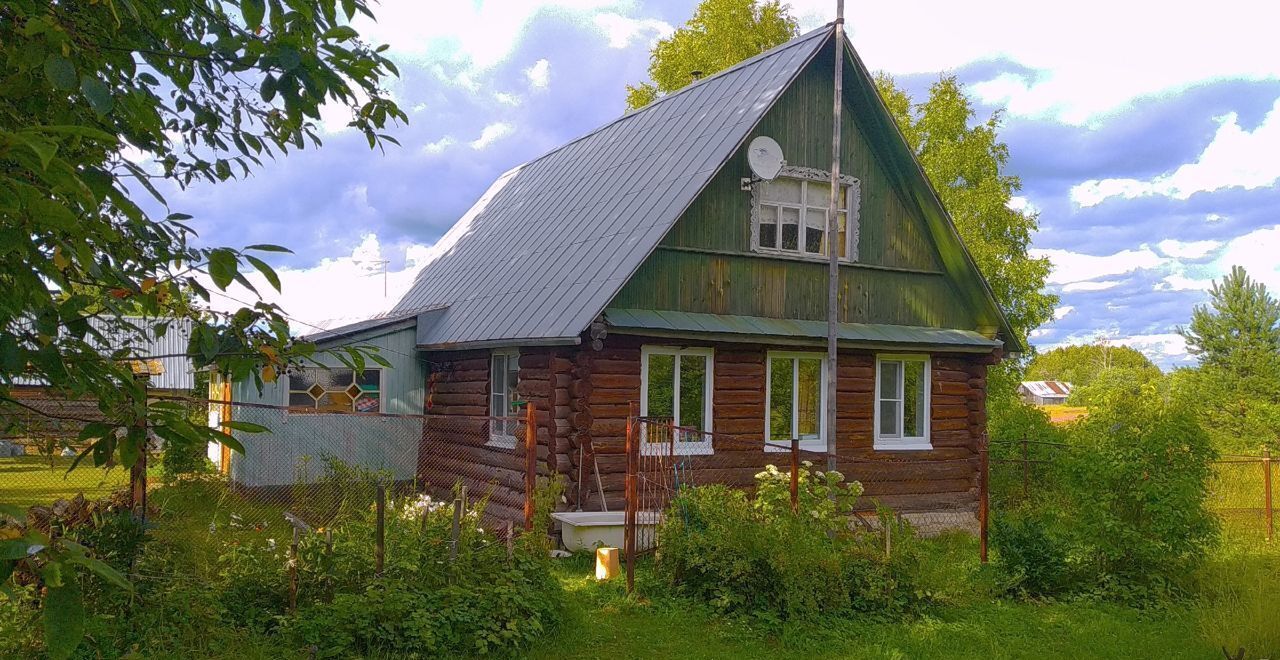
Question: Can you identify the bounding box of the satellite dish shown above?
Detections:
[747,136,784,181]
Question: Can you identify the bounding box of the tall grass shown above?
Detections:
[1195,540,1280,658]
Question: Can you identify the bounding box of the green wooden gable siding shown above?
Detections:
[610,39,981,332]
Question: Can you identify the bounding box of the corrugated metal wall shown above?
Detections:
[229,325,426,487]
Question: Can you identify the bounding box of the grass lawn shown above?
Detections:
[0,455,130,507]
[529,555,1219,660]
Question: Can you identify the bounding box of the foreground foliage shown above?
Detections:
[657,464,923,625]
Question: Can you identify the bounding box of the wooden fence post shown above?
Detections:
[979,437,989,564]
[790,437,800,512]
[505,520,514,559]
[624,401,638,595]
[524,401,537,531]
[1264,447,1273,543]
[450,496,462,563]
[375,484,386,576]
[288,526,300,613]
[130,372,149,521]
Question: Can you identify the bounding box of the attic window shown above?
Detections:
[750,168,860,261]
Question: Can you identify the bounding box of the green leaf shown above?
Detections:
[13,132,57,170]
[207,249,237,290]
[29,124,118,143]
[223,420,269,433]
[341,0,357,20]
[323,26,358,41]
[261,73,277,103]
[44,580,85,660]
[80,76,114,116]
[0,504,25,522]
[0,540,34,560]
[244,254,281,292]
[66,555,132,592]
[244,243,291,253]
[276,47,301,71]
[43,55,77,90]
[241,0,266,28]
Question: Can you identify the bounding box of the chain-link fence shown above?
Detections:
[1,395,551,578]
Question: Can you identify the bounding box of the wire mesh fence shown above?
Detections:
[988,438,1276,543]
[1,394,555,594]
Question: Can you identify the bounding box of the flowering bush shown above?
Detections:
[658,465,919,624]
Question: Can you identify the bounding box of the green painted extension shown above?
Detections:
[610,35,1013,347]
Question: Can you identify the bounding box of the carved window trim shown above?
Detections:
[749,165,861,262]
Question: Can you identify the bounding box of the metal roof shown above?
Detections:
[13,317,195,391]
[1021,381,1073,397]
[301,310,424,347]
[605,309,1002,351]
[392,26,831,348]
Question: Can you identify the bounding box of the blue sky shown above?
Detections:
[178,0,1280,369]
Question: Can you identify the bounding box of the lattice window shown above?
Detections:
[287,368,381,413]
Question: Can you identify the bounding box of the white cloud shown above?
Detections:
[469,122,514,150]
[1062,280,1121,293]
[525,59,551,89]
[1006,195,1038,215]
[353,1,636,70]
[1053,305,1074,320]
[1071,99,1280,206]
[1112,333,1192,366]
[205,234,431,331]
[592,12,674,48]
[786,0,1280,125]
[1032,246,1166,286]
[1209,224,1280,291]
[422,136,456,154]
[1156,238,1222,259]
[494,92,521,106]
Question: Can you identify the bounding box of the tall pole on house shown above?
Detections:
[824,0,845,472]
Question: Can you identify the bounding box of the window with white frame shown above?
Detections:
[640,346,714,455]
[488,349,520,447]
[287,367,382,413]
[874,355,931,450]
[753,175,856,260]
[765,352,826,452]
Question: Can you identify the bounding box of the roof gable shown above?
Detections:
[391,27,830,348]
[391,26,1015,351]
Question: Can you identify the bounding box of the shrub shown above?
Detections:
[990,511,1073,598]
[1064,396,1218,600]
[285,487,562,657]
[657,466,918,624]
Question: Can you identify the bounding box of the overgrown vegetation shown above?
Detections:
[657,464,922,626]
[1,462,563,658]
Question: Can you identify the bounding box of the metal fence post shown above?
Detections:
[790,437,800,512]
[1021,434,1030,499]
[624,401,638,595]
[1264,447,1273,542]
[979,436,989,564]
[524,401,537,531]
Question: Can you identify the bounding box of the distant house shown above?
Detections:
[223,25,1019,522]
[1019,381,1073,406]
[3,317,195,450]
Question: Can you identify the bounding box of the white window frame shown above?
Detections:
[284,367,383,413]
[764,351,827,453]
[639,345,715,456]
[487,348,520,449]
[873,354,932,451]
[749,166,862,262]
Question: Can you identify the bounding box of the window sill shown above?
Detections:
[486,436,518,450]
[764,440,827,453]
[873,439,933,452]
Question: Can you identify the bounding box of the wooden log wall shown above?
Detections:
[562,334,993,514]
[417,348,576,525]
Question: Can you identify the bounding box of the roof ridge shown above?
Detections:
[507,23,834,175]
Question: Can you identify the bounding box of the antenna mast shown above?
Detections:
[824,0,845,471]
